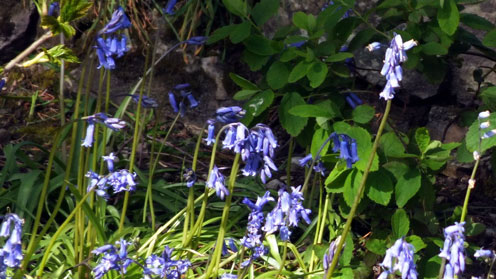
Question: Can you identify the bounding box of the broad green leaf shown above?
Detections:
[208,25,236,44]
[267,61,289,89]
[293,11,316,32]
[483,29,496,48]
[311,128,331,158]
[289,100,340,119]
[340,234,354,266]
[352,104,374,124]
[343,169,363,206]
[229,73,258,90]
[317,4,348,32]
[326,52,354,62]
[252,0,279,26]
[383,161,409,181]
[280,49,299,62]
[233,89,259,101]
[456,139,473,163]
[348,28,376,51]
[325,166,351,193]
[391,208,410,238]
[421,42,448,55]
[460,13,495,31]
[366,238,387,255]
[437,0,459,35]
[288,60,311,83]
[380,132,406,157]
[405,235,427,252]
[377,0,405,9]
[395,168,421,208]
[278,92,307,136]
[306,61,328,88]
[229,21,251,43]
[366,170,393,206]
[222,0,248,17]
[481,86,496,108]
[241,50,270,71]
[415,127,431,154]
[242,89,274,124]
[243,35,275,55]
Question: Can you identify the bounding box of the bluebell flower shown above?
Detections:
[298,154,313,167]
[220,273,238,279]
[86,171,110,199]
[474,249,494,259]
[107,169,137,193]
[143,246,191,279]
[92,239,132,279]
[98,6,131,35]
[82,121,96,147]
[206,166,229,200]
[185,92,199,108]
[103,117,126,131]
[439,222,466,278]
[183,168,196,188]
[164,0,178,15]
[369,34,417,100]
[184,36,208,45]
[241,191,273,266]
[262,186,311,240]
[48,2,59,16]
[168,84,199,116]
[0,78,5,91]
[128,94,158,108]
[168,92,179,113]
[174,83,190,90]
[215,106,246,123]
[323,237,341,277]
[221,238,238,256]
[298,153,326,176]
[366,42,382,52]
[288,40,306,48]
[102,153,116,172]
[345,93,363,109]
[378,237,418,279]
[0,213,24,269]
[330,133,359,168]
[205,119,216,146]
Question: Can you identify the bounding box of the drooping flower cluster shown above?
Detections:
[95,7,131,69]
[241,191,274,267]
[86,153,137,199]
[0,213,24,274]
[168,83,199,116]
[367,34,417,100]
[143,246,191,279]
[206,166,229,200]
[378,238,418,279]
[91,239,133,279]
[205,106,246,145]
[439,222,466,279]
[330,132,359,168]
[164,0,178,15]
[263,186,311,241]
[323,237,341,278]
[82,113,126,147]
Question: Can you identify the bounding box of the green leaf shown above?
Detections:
[14,170,42,219]
[415,127,431,154]
[352,105,374,124]
[460,13,495,31]
[437,0,459,35]
[395,168,422,208]
[483,29,496,48]
[233,89,259,100]
[311,128,331,158]
[241,50,270,71]
[377,0,405,9]
[380,132,407,157]
[366,170,393,206]
[465,112,496,153]
[243,35,276,56]
[289,102,339,119]
[421,42,449,55]
[278,92,308,136]
[306,61,328,88]
[343,169,363,206]
[340,234,354,266]
[293,11,316,32]
[325,166,351,193]
[280,49,299,62]
[326,52,354,62]
[391,208,410,238]
[317,4,348,32]
[242,90,274,124]
[252,0,279,26]
[229,21,251,43]
[366,239,387,255]
[229,73,259,90]
[60,0,92,23]
[456,139,473,163]
[288,60,311,83]
[267,61,289,89]
[222,0,248,17]
[405,235,427,252]
[208,25,237,44]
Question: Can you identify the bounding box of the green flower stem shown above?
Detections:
[204,153,241,279]
[182,125,205,246]
[36,188,96,278]
[326,100,392,278]
[460,158,480,223]
[119,68,147,233]
[286,137,294,186]
[183,125,231,248]
[276,241,289,278]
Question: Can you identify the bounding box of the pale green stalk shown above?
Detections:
[325,100,392,278]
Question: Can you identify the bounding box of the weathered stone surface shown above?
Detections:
[0,1,39,64]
